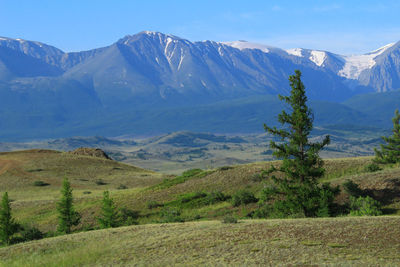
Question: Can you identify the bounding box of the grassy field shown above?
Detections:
[0,149,400,265]
[0,149,165,231]
[1,216,400,266]
[1,149,399,231]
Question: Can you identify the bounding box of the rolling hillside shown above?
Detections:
[0,149,399,265]
[1,217,400,266]
[0,149,399,231]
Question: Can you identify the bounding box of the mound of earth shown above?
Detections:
[69,147,111,159]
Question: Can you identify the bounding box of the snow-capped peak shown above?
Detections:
[338,43,395,80]
[222,40,272,53]
[366,42,395,55]
[143,31,157,35]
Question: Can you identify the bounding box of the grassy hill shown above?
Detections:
[1,217,400,266]
[0,130,387,174]
[0,149,400,265]
[0,149,399,231]
[0,149,164,231]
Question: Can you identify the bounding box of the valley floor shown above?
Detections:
[1,216,400,266]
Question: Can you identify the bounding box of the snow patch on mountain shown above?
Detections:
[338,43,395,79]
[286,48,303,57]
[222,40,271,53]
[309,51,327,67]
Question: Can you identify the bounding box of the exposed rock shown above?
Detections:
[69,147,111,160]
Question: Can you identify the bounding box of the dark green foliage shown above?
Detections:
[374,109,400,164]
[147,200,164,209]
[151,169,206,190]
[343,180,365,198]
[207,191,229,204]
[57,178,81,234]
[182,169,204,177]
[168,191,229,209]
[0,192,19,245]
[119,208,139,226]
[27,168,44,172]
[178,192,207,203]
[350,196,382,216]
[16,225,44,243]
[219,166,233,171]
[257,183,340,218]
[159,208,184,223]
[364,163,382,172]
[95,179,107,185]
[222,215,238,224]
[33,180,50,186]
[83,191,92,194]
[262,70,337,218]
[98,191,120,229]
[117,184,128,190]
[251,173,263,182]
[193,214,201,220]
[231,190,258,207]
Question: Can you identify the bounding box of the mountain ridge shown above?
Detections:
[0,31,399,140]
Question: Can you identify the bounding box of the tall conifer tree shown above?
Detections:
[57,178,80,234]
[98,191,120,228]
[374,109,400,164]
[263,70,337,217]
[0,192,18,245]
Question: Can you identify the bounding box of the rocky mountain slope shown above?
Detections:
[0,31,399,140]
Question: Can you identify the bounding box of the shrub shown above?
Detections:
[254,204,304,219]
[364,163,382,172]
[95,179,107,185]
[193,214,201,220]
[256,183,340,218]
[147,200,164,209]
[222,215,238,224]
[33,180,49,187]
[83,191,92,194]
[207,191,229,204]
[350,196,382,216]
[18,225,44,242]
[120,208,139,226]
[219,166,233,171]
[151,169,205,190]
[182,169,204,177]
[251,173,263,182]
[231,190,258,207]
[343,180,364,198]
[27,168,44,172]
[179,192,207,203]
[170,191,229,209]
[159,208,184,223]
[117,184,128,190]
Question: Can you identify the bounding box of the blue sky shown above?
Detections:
[1,0,400,54]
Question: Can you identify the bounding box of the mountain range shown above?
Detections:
[0,31,399,141]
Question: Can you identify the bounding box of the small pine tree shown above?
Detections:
[57,178,81,234]
[98,191,120,228]
[374,109,400,164]
[262,70,338,217]
[0,192,19,245]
